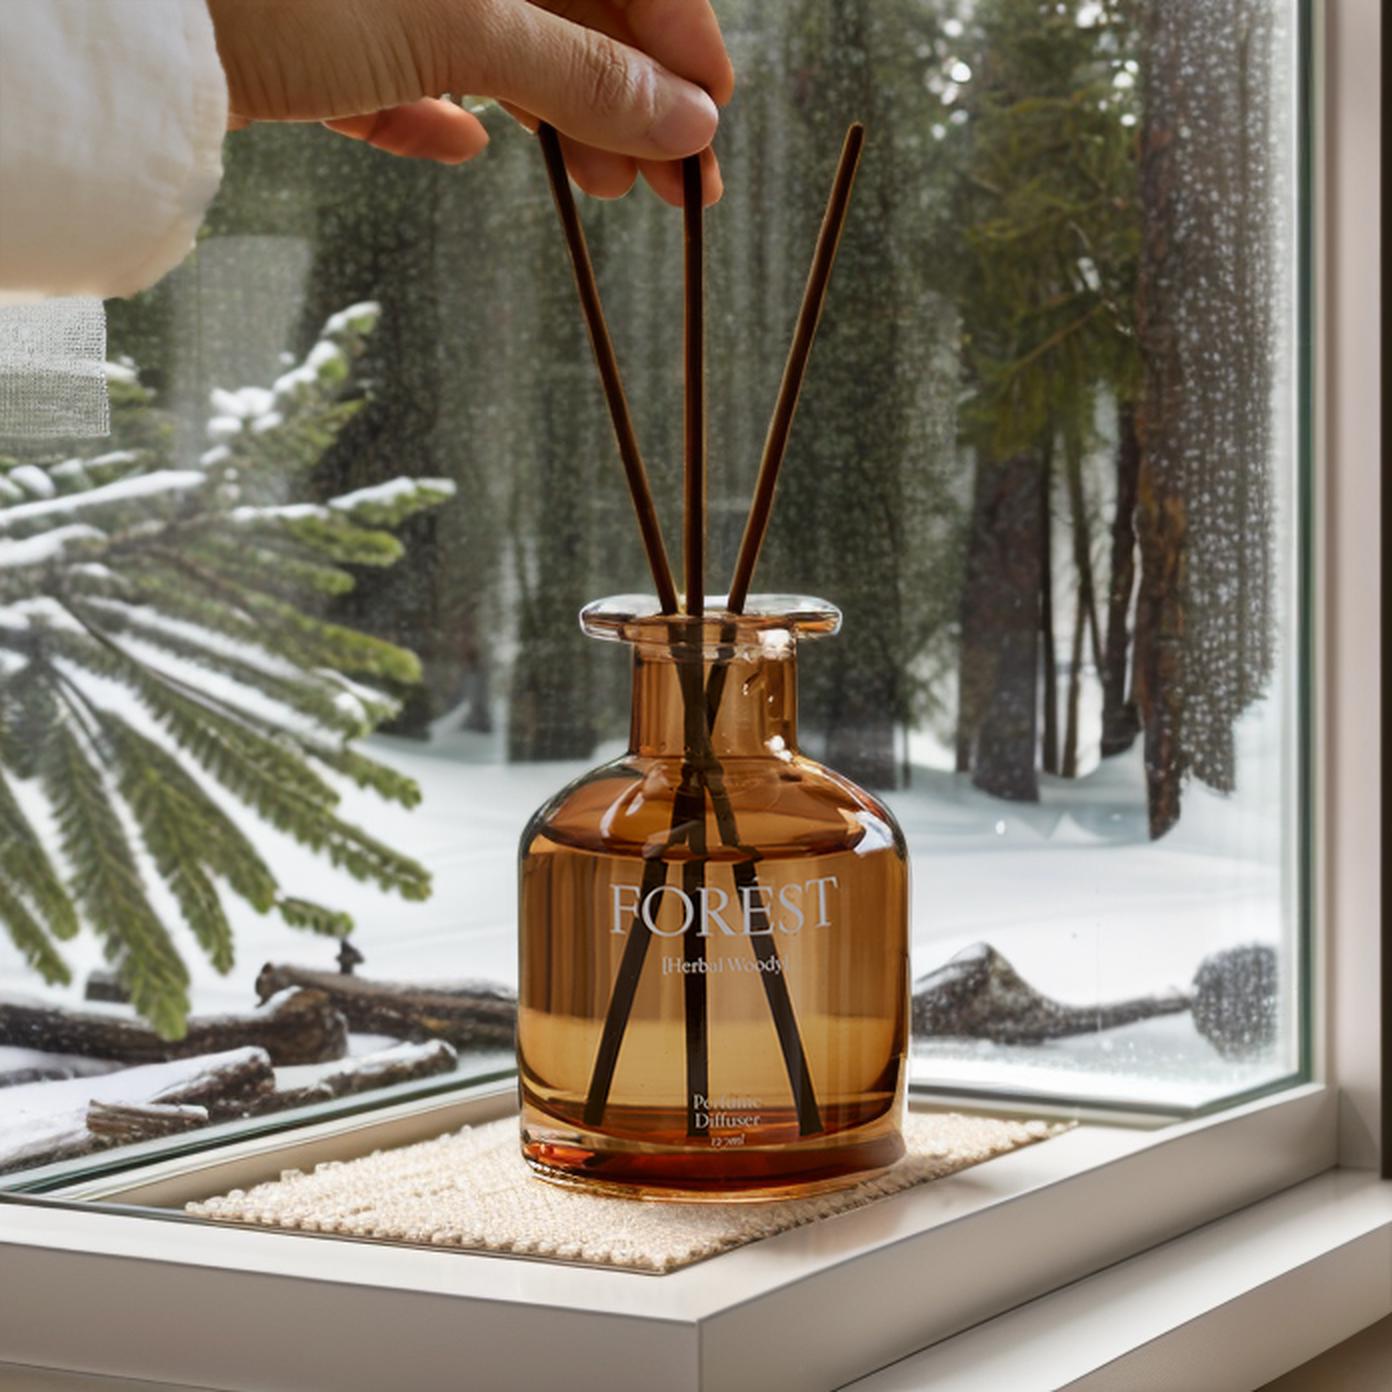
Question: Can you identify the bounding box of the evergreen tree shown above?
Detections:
[505,165,608,762]
[946,0,1140,801]
[769,0,960,789]
[0,307,452,1037]
[1133,0,1278,836]
[171,120,511,744]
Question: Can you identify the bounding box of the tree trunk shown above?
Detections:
[1134,3,1185,838]
[254,964,516,1050]
[1134,26,1191,840]
[1062,585,1086,779]
[1132,460,1187,837]
[959,449,1043,802]
[1100,403,1142,756]
[1134,0,1278,836]
[0,988,347,1067]
[824,692,899,790]
[1062,435,1098,779]
[1039,441,1060,775]
[1068,456,1104,675]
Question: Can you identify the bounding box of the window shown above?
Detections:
[0,0,1310,1186]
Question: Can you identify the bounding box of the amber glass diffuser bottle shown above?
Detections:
[518,596,909,1200]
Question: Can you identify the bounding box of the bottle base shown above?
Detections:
[520,1110,906,1203]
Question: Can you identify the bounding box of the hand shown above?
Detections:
[204,0,732,205]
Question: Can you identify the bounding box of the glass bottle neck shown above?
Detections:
[629,646,799,760]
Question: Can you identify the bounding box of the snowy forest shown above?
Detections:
[90,0,1289,834]
[84,0,1286,813]
[0,0,1301,1158]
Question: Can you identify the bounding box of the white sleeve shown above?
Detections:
[0,0,228,302]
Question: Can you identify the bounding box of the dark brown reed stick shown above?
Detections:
[679,675,710,1138]
[680,153,709,1136]
[696,126,872,1133]
[582,771,703,1130]
[727,122,866,613]
[536,123,679,614]
[683,154,706,618]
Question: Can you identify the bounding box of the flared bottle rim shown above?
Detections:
[580,594,841,651]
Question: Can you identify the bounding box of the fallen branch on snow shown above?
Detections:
[912,944,1191,1044]
[255,964,515,1050]
[0,1039,458,1177]
[0,987,348,1066]
[86,1100,211,1143]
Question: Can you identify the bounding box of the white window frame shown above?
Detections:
[0,2,1382,1387]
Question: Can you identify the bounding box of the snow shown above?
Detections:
[323,301,381,336]
[68,563,117,583]
[0,686,1297,1119]
[306,341,345,376]
[0,1047,122,1082]
[0,1048,267,1116]
[0,523,103,569]
[210,386,275,420]
[48,460,88,486]
[8,464,56,499]
[329,477,457,513]
[205,415,243,442]
[85,598,311,684]
[271,364,317,399]
[0,470,208,536]
[226,502,325,525]
[1,595,88,635]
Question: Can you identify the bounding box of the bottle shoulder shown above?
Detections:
[522,754,906,863]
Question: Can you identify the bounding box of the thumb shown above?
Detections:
[466,0,719,160]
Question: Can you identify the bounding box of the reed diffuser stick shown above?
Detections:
[692,124,872,1133]
[682,155,707,619]
[727,122,866,613]
[679,153,710,1137]
[536,123,679,614]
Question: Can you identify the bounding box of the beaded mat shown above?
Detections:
[186,1112,1067,1273]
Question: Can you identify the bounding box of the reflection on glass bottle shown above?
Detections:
[518,597,910,1200]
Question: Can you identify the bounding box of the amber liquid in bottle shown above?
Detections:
[518,599,909,1200]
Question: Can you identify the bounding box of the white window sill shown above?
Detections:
[0,1081,1337,1391]
[846,1168,1392,1391]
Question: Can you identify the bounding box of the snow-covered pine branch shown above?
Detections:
[0,305,451,1039]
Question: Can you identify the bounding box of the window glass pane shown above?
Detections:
[0,0,1307,1182]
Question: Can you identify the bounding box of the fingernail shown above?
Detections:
[649,83,719,157]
